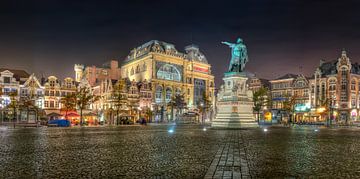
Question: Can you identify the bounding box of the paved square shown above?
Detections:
[1,125,360,178]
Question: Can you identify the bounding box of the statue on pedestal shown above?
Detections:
[212,37,257,128]
[222,38,248,72]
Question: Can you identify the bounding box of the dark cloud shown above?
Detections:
[1,0,360,86]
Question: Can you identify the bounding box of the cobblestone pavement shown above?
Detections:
[1,125,360,178]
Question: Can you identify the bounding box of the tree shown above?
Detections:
[283,94,297,124]
[318,97,330,123]
[253,87,269,122]
[76,87,97,126]
[168,93,187,121]
[0,87,3,104]
[19,97,32,122]
[145,108,153,122]
[8,91,18,122]
[61,93,76,119]
[199,93,212,123]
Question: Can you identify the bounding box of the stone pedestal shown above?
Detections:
[212,72,258,128]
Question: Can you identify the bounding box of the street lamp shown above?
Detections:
[200,102,204,124]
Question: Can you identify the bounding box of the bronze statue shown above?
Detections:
[222,38,248,72]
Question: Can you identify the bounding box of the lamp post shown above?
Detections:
[200,102,204,124]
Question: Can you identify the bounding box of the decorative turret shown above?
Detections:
[185,44,208,64]
[74,64,84,82]
[342,49,347,58]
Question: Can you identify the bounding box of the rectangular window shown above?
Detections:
[3,77,10,83]
[50,101,54,108]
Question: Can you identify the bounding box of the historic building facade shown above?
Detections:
[269,74,311,122]
[120,40,215,120]
[267,50,360,123]
[247,75,271,120]
[0,68,44,123]
[309,50,360,122]
[248,75,270,92]
[270,74,299,109]
[74,60,121,86]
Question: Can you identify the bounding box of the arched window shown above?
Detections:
[130,68,134,75]
[165,88,172,103]
[311,85,315,93]
[351,80,356,90]
[136,65,140,73]
[329,79,336,91]
[155,86,163,103]
[143,63,147,72]
[175,88,181,95]
[156,64,181,81]
[321,82,326,98]
[131,86,137,94]
[340,67,348,102]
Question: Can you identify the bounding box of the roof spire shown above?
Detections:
[342,48,347,57]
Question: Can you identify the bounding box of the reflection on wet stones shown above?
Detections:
[1,126,360,178]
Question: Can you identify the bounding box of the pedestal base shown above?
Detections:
[212,72,258,128]
[212,101,258,128]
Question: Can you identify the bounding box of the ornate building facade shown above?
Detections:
[268,50,360,123]
[309,50,360,122]
[120,40,215,120]
[269,74,311,122]
[74,60,121,86]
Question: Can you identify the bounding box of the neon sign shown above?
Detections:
[194,66,208,73]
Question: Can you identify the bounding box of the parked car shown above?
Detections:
[47,119,71,127]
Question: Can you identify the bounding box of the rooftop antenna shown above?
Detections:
[299,66,303,75]
[190,31,194,45]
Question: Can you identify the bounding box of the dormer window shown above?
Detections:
[3,77,10,83]
[50,80,55,87]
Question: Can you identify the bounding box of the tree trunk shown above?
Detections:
[65,109,68,120]
[116,110,119,125]
[27,108,29,123]
[80,108,83,126]
[171,105,174,121]
[13,107,16,123]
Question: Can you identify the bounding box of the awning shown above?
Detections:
[272,97,286,101]
[84,112,97,116]
[46,112,62,117]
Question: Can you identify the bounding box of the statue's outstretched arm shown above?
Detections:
[221,41,234,47]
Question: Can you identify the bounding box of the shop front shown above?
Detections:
[294,103,311,123]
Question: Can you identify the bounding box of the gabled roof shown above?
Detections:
[0,68,30,81]
[275,73,298,80]
[123,40,208,65]
[259,78,271,87]
[318,60,338,76]
[22,73,42,88]
[315,50,360,77]
[125,40,180,62]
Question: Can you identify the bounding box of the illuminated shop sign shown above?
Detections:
[295,103,310,112]
[194,66,208,73]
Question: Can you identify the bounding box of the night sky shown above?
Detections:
[2,0,360,86]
